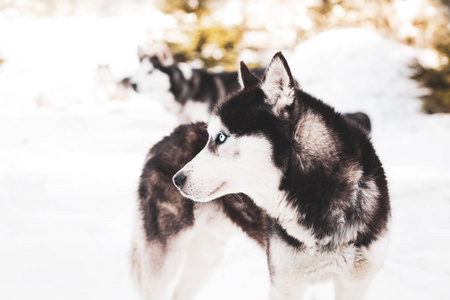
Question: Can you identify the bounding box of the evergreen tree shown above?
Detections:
[157,0,244,70]
[411,1,450,113]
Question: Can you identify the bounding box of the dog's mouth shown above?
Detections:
[208,182,226,197]
[180,181,227,202]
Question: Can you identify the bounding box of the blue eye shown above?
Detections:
[216,132,227,144]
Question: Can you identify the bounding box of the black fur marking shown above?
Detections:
[120,76,131,88]
[138,122,268,248]
[270,219,304,249]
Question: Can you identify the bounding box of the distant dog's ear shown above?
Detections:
[261,52,296,115]
[239,61,260,90]
[156,43,174,67]
[137,45,146,61]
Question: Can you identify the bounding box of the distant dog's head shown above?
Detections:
[130,44,192,95]
[130,44,172,93]
[173,52,297,202]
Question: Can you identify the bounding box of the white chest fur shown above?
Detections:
[268,230,389,289]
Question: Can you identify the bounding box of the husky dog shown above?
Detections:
[130,44,265,123]
[130,52,378,299]
[173,53,390,299]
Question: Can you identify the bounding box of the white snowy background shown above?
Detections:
[1,14,450,300]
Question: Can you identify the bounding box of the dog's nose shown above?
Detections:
[173,173,187,188]
[131,83,138,92]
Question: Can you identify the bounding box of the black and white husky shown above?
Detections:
[130,53,388,300]
[130,45,265,123]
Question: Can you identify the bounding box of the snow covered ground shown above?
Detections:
[0,17,449,300]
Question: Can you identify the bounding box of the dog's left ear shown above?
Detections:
[156,43,174,67]
[137,45,146,61]
[239,61,260,90]
[261,52,296,115]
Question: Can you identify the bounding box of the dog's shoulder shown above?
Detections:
[284,90,390,249]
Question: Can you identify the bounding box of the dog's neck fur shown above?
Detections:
[248,180,319,248]
[248,92,366,250]
[161,64,191,104]
[294,108,341,173]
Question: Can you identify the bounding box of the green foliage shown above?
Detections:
[157,0,212,18]
[160,0,243,70]
[168,25,243,70]
[411,27,450,114]
[412,62,450,113]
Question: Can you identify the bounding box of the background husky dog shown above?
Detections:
[130,44,265,123]
[130,44,372,129]
[173,53,390,299]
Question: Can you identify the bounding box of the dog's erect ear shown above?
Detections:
[156,43,174,67]
[239,61,260,90]
[137,45,146,61]
[261,52,296,115]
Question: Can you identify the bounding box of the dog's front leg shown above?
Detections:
[334,234,389,300]
[333,272,377,300]
[267,239,308,300]
[269,283,307,300]
[172,227,230,300]
[130,216,195,300]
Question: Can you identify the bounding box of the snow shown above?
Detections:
[0,17,449,300]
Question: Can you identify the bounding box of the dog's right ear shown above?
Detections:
[261,52,296,116]
[239,61,260,90]
[137,45,146,61]
[156,43,174,67]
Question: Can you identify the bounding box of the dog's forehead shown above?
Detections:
[137,56,154,70]
[142,57,155,70]
[214,88,282,137]
[207,115,228,135]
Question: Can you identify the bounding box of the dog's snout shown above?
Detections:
[173,173,187,189]
[131,83,138,92]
